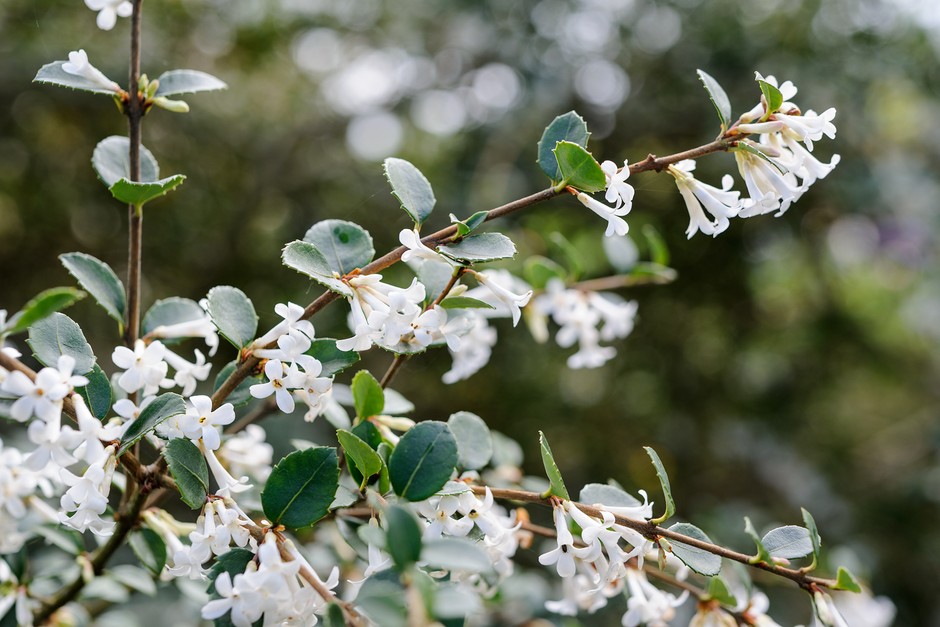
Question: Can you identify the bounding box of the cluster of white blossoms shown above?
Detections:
[248,302,334,422]
[84,0,132,31]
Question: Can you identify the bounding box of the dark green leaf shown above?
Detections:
[523,256,566,290]
[384,158,436,226]
[337,429,383,488]
[707,576,737,606]
[213,361,258,408]
[743,516,774,565]
[833,566,862,593]
[352,370,384,419]
[118,393,186,456]
[438,233,517,263]
[76,364,111,419]
[60,252,126,327]
[309,338,360,377]
[281,240,354,297]
[164,438,210,509]
[3,287,85,335]
[129,528,167,575]
[554,141,606,192]
[92,136,159,187]
[758,78,784,113]
[378,442,392,494]
[762,525,813,560]
[27,312,96,374]
[802,507,821,569]
[33,60,120,95]
[303,220,375,276]
[538,431,569,500]
[108,175,185,206]
[385,504,423,571]
[537,111,590,181]
[697,69,732,129]
[142,297,204,335]
[447,411,492,470]
[389,421,458,501]
[644,446,676,524]
[206,285,258,349]
[154,69,227,97]
[438,296,495,311]
[262,447,339,529]
[667,522,722,576]
[353,420,383,449]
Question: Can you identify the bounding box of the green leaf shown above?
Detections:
[384,504,423,571]
[119,393,186,455]
[337,429,383,488]
[33,60,119,95]
[309,339,360,377]
[129,528,167,576]
[357,571,407,627]
[538,431,569,500]
[76,364,112,419]
[452,211,488,237]
[303,220,375,276]
[833,566,862,593]
[438,296,495,311]
[537,111,590,181]
[523,256,567,290]
[2,287,85,335]
[549,232,584,280]
[433,584,483,620]
[383,158,436,226]
[108,175,186,206]
[378,442,392,494]
[262,447,339,529]
[801,507,821,569]
[707,576,737,606]
[142,297,204,335]
[422,538,492,574]
[743,517,774,565]
[34,524,85,554]
[351,370,385,419]
[323,603,346,627]
[389,421,458,501]
[579,483,642,508]
[92,136,159,187]
[761,525,813,560]
[666,522,722,576]
[107,564,157,596]
[644,446,676,524]
[697,69,732,129]
[735,141,777,166]
[163,438,210,509]
[642,224,670,267]
[60,252,126,327]
[281,240,354,297]
[206,286,258,349]
[27,312,96,374]
[447,411,493,470]
[353,419,384,449]
[154,69,227,97]
[758,78,784,113]
[438,232,517,263]
[553,141,606,192]
[213,361,258,408]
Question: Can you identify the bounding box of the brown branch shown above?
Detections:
[629,138,737,175]
[379,355,408,389]
[123,0,145,348]
[570,271,678,292]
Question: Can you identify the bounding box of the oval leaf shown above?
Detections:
[60,252,126,327]
[308,339,359,377]
[281,240,353,297]
[697,69,732,129]
[303,220,375,276]
[109,175,185,207]
[92,136,159,187]
[118,393,186,456]
[439,296,495,311]
[644,446,676,524]
[142,297,204,335]
[337,429,383,487]
[384,158,436,226]
[538,431,569,500]
[154,69,227,97]
[447,411,493,471]
[667,522,722,576]
[422,537,492,574]
[384,504,423,571]
[27,312,96,374]
[761,525,813,560]
[438,232,517,263]
[75,364,112,420]
[579,483,642,508]
[388,421,458,501]
[3,287,85,335]
[351,370,384,419]
[262,447,339,529]
[743,516,774,565]
[801,507,821,569]
[206,286,258,349]
[758,77,784,113]
[538,111,590,181]
[163,438,210,509]
[129,529,167,576]
[554,141,606,192]
[33,60,119,95]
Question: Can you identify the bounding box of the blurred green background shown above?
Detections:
[2,0,939,624]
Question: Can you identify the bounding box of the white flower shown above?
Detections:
[84,0,133,30]
[61,49,121,92]
[668,160,741,239]
[400,228,451,264]
[539,504,577,578]
[601,160,635,211]
[734,147,803,217]
[202,570,265,627]
[249,359,305,414]
[149,315,220,356]
[1,355,84,423]
[416,494,474,540]
[443,313,496,384]
[163,348,211,396]
[217,424,273,482]
[112,339,169,395]
[577,192,630,237]
[292,357,333,423]
[59,446,117,536]
[621,568,688,627]
[252,302,315,349]
[336,275,427,351]
[470,270,532,327]
[202,441,251,496]
[179,395,235,451]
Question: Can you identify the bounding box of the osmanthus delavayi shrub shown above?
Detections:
[0,2,872,627]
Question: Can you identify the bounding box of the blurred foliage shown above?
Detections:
[2,0,940,624]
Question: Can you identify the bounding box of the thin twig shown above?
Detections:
[123,0,145,348]
[379,355,408,389]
